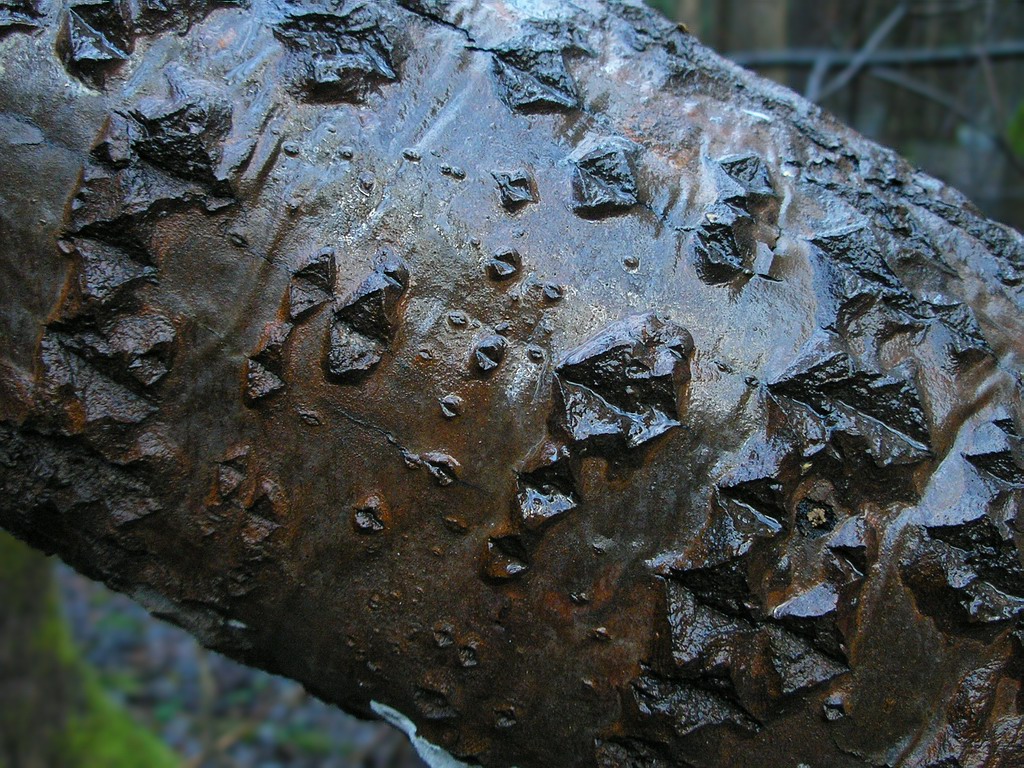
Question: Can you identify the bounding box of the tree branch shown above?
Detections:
[731,41,1024,69]
[868,66,1024,175]
[816,3,908,101]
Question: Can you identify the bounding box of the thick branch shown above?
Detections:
[2,2,1024,767]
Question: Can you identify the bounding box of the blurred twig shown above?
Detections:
[729,0,1024,179]
[869,67,1024,174]
[907,0,982,17]
[804,54,832,100]
[184,683,308,768]
[814,2,909,101]
[731,41,1024,69]
[976,0,1006,128]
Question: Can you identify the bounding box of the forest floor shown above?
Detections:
[57,565,428,768]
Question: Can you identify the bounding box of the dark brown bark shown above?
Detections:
[1,1,1023,766]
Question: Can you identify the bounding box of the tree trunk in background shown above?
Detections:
[0,533,178,768]
[0,532,72,768]
[724,0,789,83]
[674,3,788,48]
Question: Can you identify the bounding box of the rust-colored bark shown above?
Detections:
[1,1,1023,766]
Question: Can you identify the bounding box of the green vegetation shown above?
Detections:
[277,722,335,757]
[0,532,180,768]
[1009,101,1024,159]
[58,669,180,768]
[645,0,676,18]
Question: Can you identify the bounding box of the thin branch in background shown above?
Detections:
[869,66,1024,175]
[729,41,1024,69]
[907,0,983,18]
[813,2,909,101]
[709,0,1022,222]
[804,53,832,100]
[977,0,1005,127]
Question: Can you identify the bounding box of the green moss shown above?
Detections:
[1010,101,1024,159]
[0,532,180,768]
[96,611,143,634]
[99,669,145,698]
[279,723,334,757]
[0,531,44,589]
[58,670,181,768]
[153,698,186,725]
[34,581,79,668]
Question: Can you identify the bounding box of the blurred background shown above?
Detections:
[648,0,1024,229]
[2,2,1023,767]
[1,533,427,768]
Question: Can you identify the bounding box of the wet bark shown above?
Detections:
[1,1,1023,766]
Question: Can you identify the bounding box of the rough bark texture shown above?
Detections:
[1,1,1023,766]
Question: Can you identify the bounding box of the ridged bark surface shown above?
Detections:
[1,1,1023,765]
